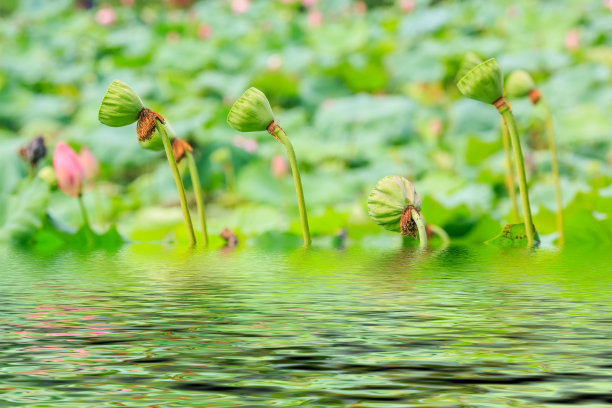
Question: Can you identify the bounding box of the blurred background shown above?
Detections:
[0,0,611,249]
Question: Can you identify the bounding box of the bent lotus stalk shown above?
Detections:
[98,80,196,247]
[227,87,311,247]
[457,58,536,246]
[507,70,564,246]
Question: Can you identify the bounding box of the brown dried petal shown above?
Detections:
[400,205,419,239]
[137,108,165,142]
[171,138,194,163]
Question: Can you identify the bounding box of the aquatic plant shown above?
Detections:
[172,138,209,247]
[98,80,196,247]
[19,136,47,175]
[459,53,519,224]
[457,58,537,246]
[53,142,93,243]
[367,176,427,248]
[227,87,311,248]
[507,70,564,246]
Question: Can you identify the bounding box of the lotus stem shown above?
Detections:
[498,101,536,246]
[186,150,208,247]
[501,119,520,224]
[78,194,93,246]
[428,224,450,247]
[540,100,564,247]
[269,125,311,248]
[158,123,196,247]
[411,208,428,249]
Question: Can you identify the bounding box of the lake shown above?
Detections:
[2,245,612,407]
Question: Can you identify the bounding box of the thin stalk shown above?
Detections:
[158,123,196,247]
[428,224,450,247]
[78,194,93,246]
[501,119,520,223]
[499,105,536,246]
[540,99,565,247]
[271,126,311,247]
[411,208,428,249]
[186,151,208,247]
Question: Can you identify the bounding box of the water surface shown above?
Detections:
[2,245,612,407]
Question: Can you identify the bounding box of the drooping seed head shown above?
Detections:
[456,52,483,82]
[98,80,144,127]
[19,136,47,167]
[505,70,536,99]
[367,176,422,234]
[227,87,275,132]
[457,58,504,105]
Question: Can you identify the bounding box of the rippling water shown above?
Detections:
[2,245,612,407]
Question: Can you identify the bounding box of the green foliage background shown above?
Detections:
[1,0,611,249]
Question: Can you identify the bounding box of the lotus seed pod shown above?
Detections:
[457,58,504,105]
[456,52,483,81]
[367,176,422,233]
[506,70,536,98]
[227,87,275,132]
[98,80,145,127]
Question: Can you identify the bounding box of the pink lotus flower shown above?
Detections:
[53,142,86,198]
[271,154,289,178]
[95,5,116,26]
[565,29,579,52]
[605,0,612,11]
[400,0,415,13]
[231,0,251,15]
[198,23,213,39]
[308,9,323,27]
[77,147,99,185]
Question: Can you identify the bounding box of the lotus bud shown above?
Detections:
[456,52,483,81]
[77,147,99,184]
[367,176,422,237]
[227,87,275,133]
[37,165,57,187]
[98,80,144,127]
[171,138,193,163]
[457,58,504,105]
[53,142,86,198]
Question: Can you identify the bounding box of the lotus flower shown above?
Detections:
[53,142,86,197]
[78,147,99,185]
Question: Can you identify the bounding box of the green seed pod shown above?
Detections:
[505,70,536,98]
[98,80,144,127]
[227,87,275,132]
[37,165,57,187]
[457,58,504,105]
[456,52,483,81]
[367,176,422,233]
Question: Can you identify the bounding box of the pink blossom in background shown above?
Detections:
[267,54,283,70]
[120,0,134,6]
[231,0,251,14]
[308,9,323,27]
[354,1,367,15]
[233,136,258,153]
[271,154,289,178]
[78,147,99,185]
[198,23,213,39]
[53,142,86,198]
[400,0,415,13]
[565,29,579,52]
[302,0,317,8]
[429,118,443,137]
[95,5,116,26]
[605,0,612,11]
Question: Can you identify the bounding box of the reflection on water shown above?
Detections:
[1,245,612,407]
